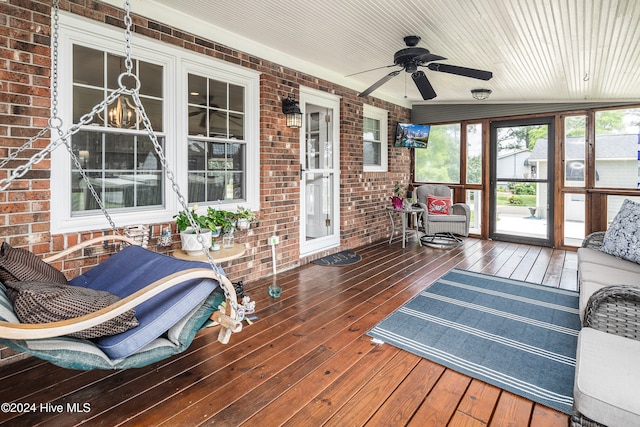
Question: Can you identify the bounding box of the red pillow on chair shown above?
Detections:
[427,194,451,215]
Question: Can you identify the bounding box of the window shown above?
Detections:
[71,46,164,213]
[187,75,245,202]
[594,107,640,189]
[52,14,259,233]
[415,123,461,183]
[362,104,388,172]
[466,123,482,184]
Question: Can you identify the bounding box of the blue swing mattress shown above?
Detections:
[0,246,225,370]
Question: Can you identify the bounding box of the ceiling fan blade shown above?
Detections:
[345,64,397,77]
[414,53,447,64]
[358,70,401,97]
[412,71,437,100]
[426,63,493,80]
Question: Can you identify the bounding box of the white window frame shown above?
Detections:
[362,104,388,172]
[51,13,260,233]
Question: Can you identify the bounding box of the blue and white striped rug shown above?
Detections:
[367,268,580,415]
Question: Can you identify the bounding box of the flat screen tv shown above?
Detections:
[394,123,431,148]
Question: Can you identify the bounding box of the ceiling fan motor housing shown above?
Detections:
[394,47,430,70]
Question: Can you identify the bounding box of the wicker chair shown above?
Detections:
[415,184,470,245]
[572,232,640,426]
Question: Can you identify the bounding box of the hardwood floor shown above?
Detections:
[0,237,577,426]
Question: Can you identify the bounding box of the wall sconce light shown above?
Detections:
[471,88,492,100]
[282,95,302,128]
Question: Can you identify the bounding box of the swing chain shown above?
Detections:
[123,0,134,76]
[51,0,61,122]
[118,2,240,318]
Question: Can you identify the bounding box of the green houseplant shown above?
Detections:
[173,206,212,255]
[235,206,257,230]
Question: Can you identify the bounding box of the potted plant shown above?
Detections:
[173,206,212,255]
[391,182,404,210]
[205,207,228,237]
[235,206,257,230]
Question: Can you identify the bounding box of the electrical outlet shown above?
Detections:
[268,235,279,246]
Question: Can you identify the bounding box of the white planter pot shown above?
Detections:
[180,228,212,256]
[237,218,250,230]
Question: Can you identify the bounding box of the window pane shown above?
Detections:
[229,84,244,112]
[466,189,481,234]
[229,112,244,139]
[415,123,461,183]
[364,141,381,166]
[188,139,245,203]
[73,86,102,124]
[363,116,381,167]
[564,193,585,246]
[595,108,640,189]
[71,131,164,213]
[565,115,586,187]
[210,79,228,110]
[188,75,207,104]
[606,195,640,225]
[466,123,482,184]
[73,45,103,86]
[139,61,163,98]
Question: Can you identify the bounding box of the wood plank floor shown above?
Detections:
[0,237,577,426]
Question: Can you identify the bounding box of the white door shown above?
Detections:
[299,88,340,256]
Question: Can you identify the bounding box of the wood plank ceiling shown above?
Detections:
[103,0,640,106]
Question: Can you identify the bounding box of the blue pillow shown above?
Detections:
[70,246,222,359]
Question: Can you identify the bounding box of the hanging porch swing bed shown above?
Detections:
[0,235,241,370]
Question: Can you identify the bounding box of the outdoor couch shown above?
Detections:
[572,230,640,427]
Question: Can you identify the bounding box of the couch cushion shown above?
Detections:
[426,213,467,223]
[4,281,138,339]
[578,263,640,287]
[578,248,640,274]
[600,199,640,264]
[579,281,609,322]
[70,245,222,360]
[574,327,640,427]
[0,242,67,287]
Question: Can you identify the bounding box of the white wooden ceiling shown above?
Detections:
[105,0,640,106]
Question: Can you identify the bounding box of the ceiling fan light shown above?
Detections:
[471,88,492,100]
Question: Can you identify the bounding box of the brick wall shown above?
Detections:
[0,1,411,364]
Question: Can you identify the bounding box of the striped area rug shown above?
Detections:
[367,268,580,414]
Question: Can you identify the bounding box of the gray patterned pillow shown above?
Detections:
[0,242,68,285]
[5,281,139,339]
[600,199,640,264]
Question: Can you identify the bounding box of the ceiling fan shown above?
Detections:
[351,35,493,100]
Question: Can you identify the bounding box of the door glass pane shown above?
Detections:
[496,125,543,180]
[415,123,461,183]
[305,109,333,170]
[466,123,482,184]
[564,193,585,246]
[305,172,333,238]
[495,181,547,239]
[595,108,640,189]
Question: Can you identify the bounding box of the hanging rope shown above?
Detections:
[0,0,241,320]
